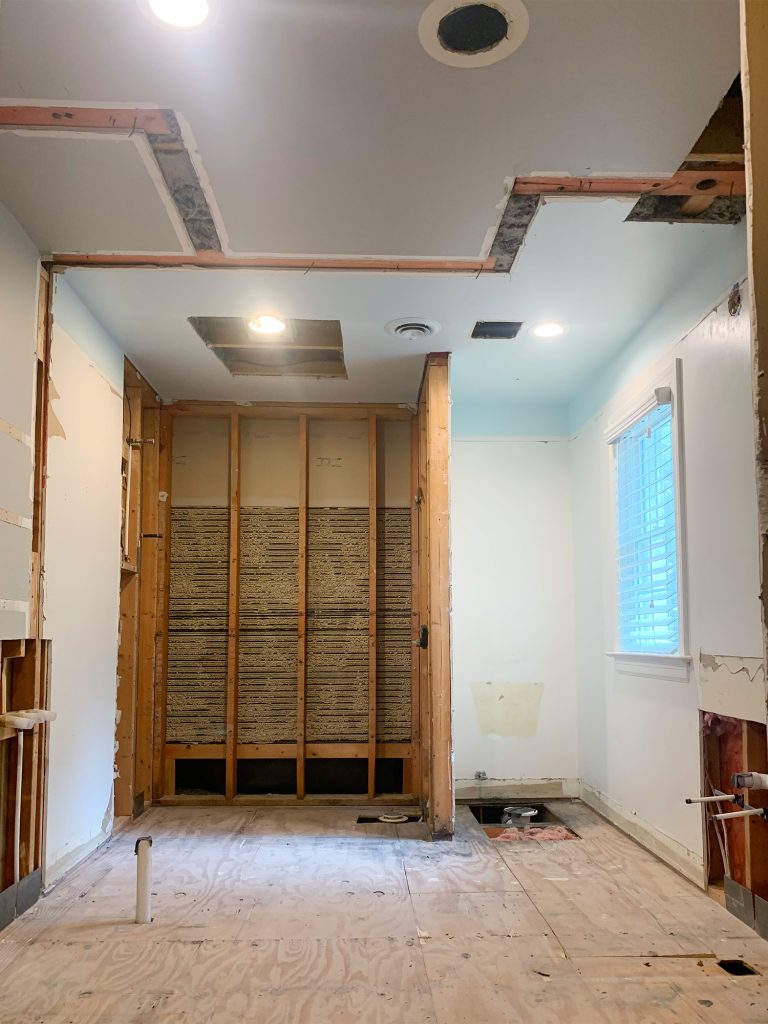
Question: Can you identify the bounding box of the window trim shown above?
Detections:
[605,357,689,660]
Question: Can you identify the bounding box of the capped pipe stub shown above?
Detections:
[134,836,154,854]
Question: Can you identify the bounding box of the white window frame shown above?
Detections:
[604,357,691,672]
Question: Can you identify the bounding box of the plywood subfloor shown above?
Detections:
[2,802,768,1023]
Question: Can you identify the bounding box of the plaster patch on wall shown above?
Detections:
[470,681,544,737]
[699,653,766,724]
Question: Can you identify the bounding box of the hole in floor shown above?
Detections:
[462,800,580,841]
[356,814,422,824]
[718,959,759,976]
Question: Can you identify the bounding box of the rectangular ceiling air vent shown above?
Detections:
[188,317,347,378]
[471,321,523,340]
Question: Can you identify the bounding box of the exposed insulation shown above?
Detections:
[306,508,369,743]
[167,507,229,742]
[377,509,412,742]
[238,507,298,742]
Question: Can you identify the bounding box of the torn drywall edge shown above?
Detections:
[580,782,705,887]
[699,653,766,724]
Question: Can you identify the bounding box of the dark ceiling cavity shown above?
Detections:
[471,321,523,340]
[437,4,509,54]
[188,317,347,378]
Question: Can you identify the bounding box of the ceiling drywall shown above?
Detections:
[0,0,740,259]
[0,134,185,254]
[62,199,746,407]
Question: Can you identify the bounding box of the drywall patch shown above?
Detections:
[471,681,543,736]
[699,653,766,724]
[488,193,540,272]
[626,194,746,225]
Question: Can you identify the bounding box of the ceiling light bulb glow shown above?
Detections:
[532,321,565,339]
[248,315,286,335]
[148,0,210,27]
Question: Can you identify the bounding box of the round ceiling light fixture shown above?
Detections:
[386,318,441,341]
[532,321,566,339]
[148,0,210,27]
[248,315,287,335]
[419,0,529,68]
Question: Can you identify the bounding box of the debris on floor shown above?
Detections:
[485,824,577,842]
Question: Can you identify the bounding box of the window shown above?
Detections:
[614,402,679,655]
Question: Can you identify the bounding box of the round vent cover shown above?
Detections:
[419,0,529,68]
[386,318,441,341]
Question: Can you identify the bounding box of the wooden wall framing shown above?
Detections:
[145,394,450,814]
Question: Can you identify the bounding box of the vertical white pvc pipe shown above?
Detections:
[14,730,23,885]
[135,836,153,924]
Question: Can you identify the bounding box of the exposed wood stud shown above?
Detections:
[410,414,422,800]
[135,405,161,810]
[51,253,495,274]
[296,415,309,799]
[368,414,378,799]
[225,413,241,801]
[512,170,746,196]
[152,409,173,800]
[417,355,454,838]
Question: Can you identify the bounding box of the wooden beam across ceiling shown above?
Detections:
[50,252,496,273]
[511,169,746,197]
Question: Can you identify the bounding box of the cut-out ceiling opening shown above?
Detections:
[437,4,508,54]
[419,0,529,68]
[471,320,523,339]
[188,317,347,378]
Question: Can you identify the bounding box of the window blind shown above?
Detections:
[615,402,679,655]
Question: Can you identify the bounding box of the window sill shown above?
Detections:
[606,652,692,681]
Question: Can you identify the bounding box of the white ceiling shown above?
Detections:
[0,0,740,259]
[64,200,745,406]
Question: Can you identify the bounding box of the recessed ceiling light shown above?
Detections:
[532,321,565,339]
[248,315,286,335]
[148,0,209,27]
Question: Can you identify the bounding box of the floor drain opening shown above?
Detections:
[356,814,422,825]
[717,959,759,976]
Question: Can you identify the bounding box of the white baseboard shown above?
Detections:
[580,782,705,887]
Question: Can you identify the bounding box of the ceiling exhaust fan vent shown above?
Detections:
[386,318,441,341]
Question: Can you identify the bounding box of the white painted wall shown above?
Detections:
[0,200,39,639]
[451,439,579,796]
[43,280,124,882]
[571,285,762,884]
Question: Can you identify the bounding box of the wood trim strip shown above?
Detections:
[296,415,308,799]
[367,414,377,799]
[225,412,241,800]
[51,252,496,273]
[512,170,746,196]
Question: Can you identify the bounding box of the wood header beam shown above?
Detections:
[51,252,496,273]
[512,170,746,197]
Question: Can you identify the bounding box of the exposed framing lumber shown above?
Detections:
[742,0,768,741]
[296,415,309,799]
[134,408,160,811]
[367,414,378,798]
[409,415,422,800]
[152,409,173,799]
[164,742,412,760]
[166,402,413,420]
[511,170,746,197]
[51,252,495,274]
[417,354,454,838]
[29,267,52,639]
[225,413,241,800]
